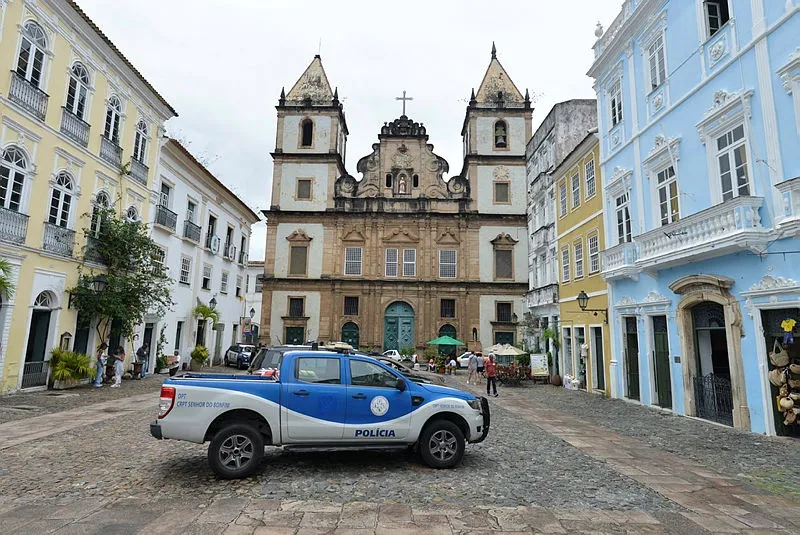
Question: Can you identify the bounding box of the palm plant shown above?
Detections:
[0,258,15,299]
[192,303,220,325]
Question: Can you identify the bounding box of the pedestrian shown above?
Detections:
[93,342,108,387]
[486,353,498,397]
[110,346,125,388]
[476,352,485,377]
[448,357,457,375]
[136,342,149,379]
[169,349,181,377]
[467,352,478,384]
[428,358,435,372]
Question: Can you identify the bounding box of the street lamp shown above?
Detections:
[209,296,217,310]
[249,307,256,319]
[576,290,608,323]
[91,274,108,293]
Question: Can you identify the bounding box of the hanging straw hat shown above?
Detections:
[789,363,800,375]
[770,340,790,367]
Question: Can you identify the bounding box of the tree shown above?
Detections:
[69,208,173,344]
[0,258,15,299]
[192,303,220,326]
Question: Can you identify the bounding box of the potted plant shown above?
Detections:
[49,348,96,389]
[190,345,209,371]
[155,354,168,374]
[434,353,448,374]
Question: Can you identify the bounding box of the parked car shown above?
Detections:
[456,352,473,369]
[247,345,312,376]
[382,349,401,360]
[374,356,446,385]
[223,344,256,369]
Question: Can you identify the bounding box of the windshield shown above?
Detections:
[249,349,282,371]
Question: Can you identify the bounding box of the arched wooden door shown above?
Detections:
[383,301,414,351]
[341,322,360,348]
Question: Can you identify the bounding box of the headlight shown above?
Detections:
[467,399,481,411]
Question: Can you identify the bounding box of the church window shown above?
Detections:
[385,248,398,277]
[289,245,308,276]
[494,182,510,204]
[344,247,362,275]
[495,302,512,323]
[402,249,416,277]
[412,174,419,188]
[385,174,393,188]
[439,249,457,278]
[440,299,456,318]
[494,120,508,149]
[344,296,359,316]
[288,297,305,317]
[300,119,313,147]
[494,249,512,280]
[296,178,312,200]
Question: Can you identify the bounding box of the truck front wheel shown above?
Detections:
[419,420,465,469]
[208,423,264,479]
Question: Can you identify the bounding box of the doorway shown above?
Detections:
[74,312,91,355]
[22,291,54,388]
[438,324,457,357]
[285,326,305,345]
[383,301,414,351]
[691,302,733,426]
[196,319,206,347]
[341,322,359,348]
[590,326,605,391]
[651,315,672,409]
[760,308,800,437]
[623,316,640,400]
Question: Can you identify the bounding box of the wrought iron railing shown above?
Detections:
[84,235,106,264]
[0,206,28,244]
[130,157,148,186]
[223,243,236,261]
[100,136,122,167]
[21,361,48,389]
[60,107,90,147]
[42,222,75,257]
[693,373,733,427]
[154,204,177,231]
[183,220,201,242]
[238,250,248,265]
[9,71,48,120]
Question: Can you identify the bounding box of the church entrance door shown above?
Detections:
[341,322,359,348]
[383,302,414,352]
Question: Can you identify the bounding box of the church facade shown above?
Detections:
[260,49,531,352]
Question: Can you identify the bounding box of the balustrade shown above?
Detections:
[9,71,48,120]
[42,222,75,257]
[60,107,90,147]
[0,207,28,244]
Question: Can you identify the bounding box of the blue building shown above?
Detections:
[588,0,800,435]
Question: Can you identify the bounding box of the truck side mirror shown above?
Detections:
[396,378,407,392]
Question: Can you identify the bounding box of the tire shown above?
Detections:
[238,359,246,370]
[208,423,264,479]
[418,419,465,469]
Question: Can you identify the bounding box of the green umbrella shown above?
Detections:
[426,335,465,346]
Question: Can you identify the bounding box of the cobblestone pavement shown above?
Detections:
[0,371,799,533]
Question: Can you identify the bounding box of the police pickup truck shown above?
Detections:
[150,350,490,479]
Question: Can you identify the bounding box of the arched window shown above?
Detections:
[300,119,313,147]
[48,171,74,228]
[90,191,111,235]
[33,291,54,309]
[385,173,392,188]
[103,96,122,143]
[133,119,148,162]
[16,21,47,87]
[494,120,508,149]
[412,174,419,188]
[65,62,90,119]
[0,146,27,212]
[126,205,139,222]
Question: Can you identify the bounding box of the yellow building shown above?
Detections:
[554,132,610,395]
[0,0,176,391]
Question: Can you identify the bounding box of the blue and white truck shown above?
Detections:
[150,350,490,478]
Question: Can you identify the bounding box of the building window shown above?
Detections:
[180,256,191,285]
[717,124,749,201]
[300,119,313,147]
[412,174,419,188]
[559,182,568,216]
[202,265,212,290]
[705,1,730,38]
[647,34,666,91]
[255,275,263,293]
[288,297,304,317]
[126,205,140,222]
[561,246,571,282]
[574,240,584,279]
[220,271,229,294]
[609,79,623,127]
[16,21,47,87]
[186,200,196,223]
[65,63,90,119]
[494,182,510,204]
[236,275,242,297]
[0,146,27,212]
[588,234,600,274]
[585,159,596,198]
[90,191,110,235]
[615,192,632,244]
[48,171,74,228]
[296,178,312,200]
[494,249,513,280]
[153,247,166,269]
[289,245,308,276]
[657,166,680,225]
[496,302,512,323]
[439,249,457,278]
[344,247,362,275]
[385,173,392,188]
[385,248,398,277]
[103,96,122,144]
[441,299,456,318]
[402,249,416,277]
[133,119,148,162]
[159,183,171,208]
[494,120,507,148]
[571,173,581,208]
[344,296,359,316]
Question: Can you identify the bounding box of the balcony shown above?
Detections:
[84,235,106,264]
[42,222,75,257]
[223,243,236,261]
[9,71,48,120]
[100,136,122,167]
[775,177,800,236]
[154,204,177,232]
[0,207,28,244]
[526,283,559,309]
[601,241,639,281]
[531,224,555,251]
[183,220,201,243]
[60,107,90,147]
[129,158,148,186]
[238,250,248,265]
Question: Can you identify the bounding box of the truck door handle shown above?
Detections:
[293,390,310,396]
[351,393,366,399]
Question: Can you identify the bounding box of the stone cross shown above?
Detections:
[395,90,413,116]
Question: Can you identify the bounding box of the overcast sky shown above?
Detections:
[77,0,622,261]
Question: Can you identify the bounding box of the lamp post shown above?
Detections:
[576,290,608,323]
[209,296,217,310]
[249,307,256,319]
[91,274,108,293]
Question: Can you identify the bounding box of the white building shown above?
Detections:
[243,260,264,345]
[136,139,260,369]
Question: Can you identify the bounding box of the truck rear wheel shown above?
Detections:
[208,423,264,479]
[419,420,465,469]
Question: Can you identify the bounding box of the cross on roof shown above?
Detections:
[395,90,413,116]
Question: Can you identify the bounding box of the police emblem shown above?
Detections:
[370,395,390,416]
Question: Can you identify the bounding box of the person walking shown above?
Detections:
[110,346,125,388]
[486,353,498,397]
[467,352,478,385]
[448,357,457,375]
[136,342,149,379]
[93,342,108,387]
[169,350,181,377]
[476,352,485,377]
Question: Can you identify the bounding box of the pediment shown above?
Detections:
[285,229,312,243]
[436,229,460,245]
[383,228,420,244]
[341,228,366,243]
[490,233,519,247]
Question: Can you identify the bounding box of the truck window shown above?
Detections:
[350,360,399,388]
[296,357,341,384]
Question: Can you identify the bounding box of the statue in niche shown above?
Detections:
[398,174,407,194]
